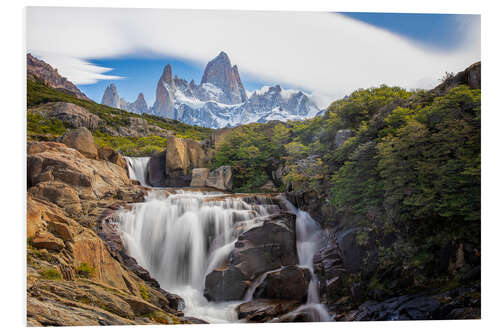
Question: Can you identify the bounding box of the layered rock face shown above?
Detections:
[27,131,197,326]
[27,54,90,100]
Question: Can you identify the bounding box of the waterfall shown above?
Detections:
[293,210,332,322]
[116,189,280,323]
[125,156,150,186]
[115,188,330,323]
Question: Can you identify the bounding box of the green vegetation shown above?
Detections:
[27,78,212,148]
[139,284,149,301]
[39,267,62,280]
[146,311,181,325]
[93,131,168,156]
[76,262,95,278]
[213,84,481,290]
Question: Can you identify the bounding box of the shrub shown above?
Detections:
[39,267,62,280]
[76,262,95,278]
[139,284,149,301]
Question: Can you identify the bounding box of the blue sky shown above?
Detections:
[28,8,480,107]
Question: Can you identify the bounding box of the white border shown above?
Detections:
[1,1,498,332]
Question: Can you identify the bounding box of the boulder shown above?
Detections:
[206,166,233,191]
[190,166,233,191]
[254,265,311,302]
[204,266,250,302]
[232,213,298,279]
[237,299,301,322]
[204,213,298,302]
[164,135,211,186]
[48,102,102,129]
[60,127,98,159]
[97,146,127,169]
[335,129,354,148]
[190,168,209,187]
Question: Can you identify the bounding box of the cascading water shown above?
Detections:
[125,156,150,186]
[117,168,330,323]
[116,189,280,323]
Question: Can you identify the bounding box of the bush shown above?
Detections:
[76,262,95,278]
[39,267,62,280]
[139,284,149,301]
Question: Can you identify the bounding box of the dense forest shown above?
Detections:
[213,80,481,298]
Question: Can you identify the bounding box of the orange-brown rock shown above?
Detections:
[60,127,99,159]
[98,146,127,169]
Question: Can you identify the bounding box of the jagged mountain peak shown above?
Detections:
[200,51,247,104]
[101,83,121,108]
[160,64,174,87]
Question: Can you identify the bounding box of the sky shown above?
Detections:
[26,8,480,108]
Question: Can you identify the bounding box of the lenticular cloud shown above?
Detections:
[26,7,480,103]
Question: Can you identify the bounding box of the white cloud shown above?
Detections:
[26,7,480,107]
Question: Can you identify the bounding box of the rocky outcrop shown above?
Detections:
[101,84,121,109]
[190,166,233,191]
[253,266,311,302]
[27,54,89,100]
[27,138,196,326]
[164,136,210,186]
[204,212,298,301]
[97,146,127,169]
[335,129,354,148]
[30,102,102,130]
[148,150,168,187]
[59,127,99,160]
[433,61,481,94]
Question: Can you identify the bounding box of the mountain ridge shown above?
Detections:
[100,52,322,128]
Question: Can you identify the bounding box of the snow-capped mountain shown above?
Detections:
[101,51,323,128]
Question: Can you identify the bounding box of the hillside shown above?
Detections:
[212,62,481,317]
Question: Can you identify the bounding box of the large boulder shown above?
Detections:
[253,265,311,302]
[204,266,250,302]
[190,166,233,191]
[164,135,210,186]
[204,213,298,302]
[206,166,233,191]
[190,168,209,187]
[59,127,98,159]
[232,213,298,279]
[49,102,102,129]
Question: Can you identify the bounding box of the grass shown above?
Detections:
[93,131,168,156]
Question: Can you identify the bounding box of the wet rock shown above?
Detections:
[254,266,311,302]
[231,213,298,279]
[204,266,249,302]
[148,150,167,187]
[237,299,301,322]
